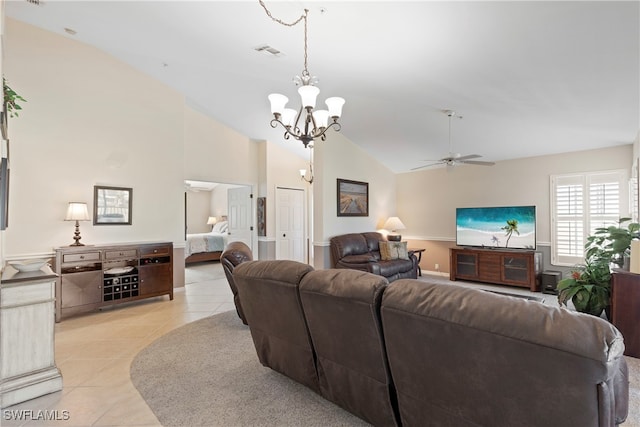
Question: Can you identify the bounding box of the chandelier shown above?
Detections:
[260,2,345,148]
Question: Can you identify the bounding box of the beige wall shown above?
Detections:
[312,132,397,268]
[4,19,185,257]
[183,106,259,187]
[397,145,633,273]
[186,191,212,234]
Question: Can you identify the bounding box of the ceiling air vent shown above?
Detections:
[254,45,282,57]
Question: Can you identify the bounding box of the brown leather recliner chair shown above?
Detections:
[232,260,319,393]
[299,269,400,426]
[381,280,629,427]
[330,232,418,282]
[220,241,253,325]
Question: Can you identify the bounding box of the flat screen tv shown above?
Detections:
[456,205,536,250]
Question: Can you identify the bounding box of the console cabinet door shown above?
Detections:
[501,255,531,286]
[61,271,102,308]
[139,264,172,296]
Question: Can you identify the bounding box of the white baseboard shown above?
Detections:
[422,270,449,277]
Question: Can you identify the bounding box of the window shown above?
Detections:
[551,170,628,266]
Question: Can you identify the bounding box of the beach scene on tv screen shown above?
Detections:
[456,206,536,249]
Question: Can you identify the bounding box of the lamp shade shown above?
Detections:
[282,108,297,127]
[65,202,90,221]
[207,216,217,225]
[298,85,320,109]
[268,93,288,115]
[312,109,329,128]
[383,216,406,232]
[326,97,345,118]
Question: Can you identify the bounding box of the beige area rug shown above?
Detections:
[130,310,368,427]
[131,311,640,427]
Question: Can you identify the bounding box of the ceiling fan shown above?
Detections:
[411,111,495,170]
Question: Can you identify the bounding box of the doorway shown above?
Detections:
[184,180,253,250]
[275,187,306,263]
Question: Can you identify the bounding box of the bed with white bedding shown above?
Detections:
[185,221,229,264]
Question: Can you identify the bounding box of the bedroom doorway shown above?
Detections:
[184,180,253,260]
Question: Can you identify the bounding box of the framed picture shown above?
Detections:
[94,185,132,225]
[0,158,9,230]
[257,197,266,236]
[337,178,369,217]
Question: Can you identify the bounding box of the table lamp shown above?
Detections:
[384,216,406,242]
[65,202,90,246]
[207,216,217,231]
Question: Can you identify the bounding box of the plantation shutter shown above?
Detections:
[551,170,627,266]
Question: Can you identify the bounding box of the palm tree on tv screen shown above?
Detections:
[502,219,520,248]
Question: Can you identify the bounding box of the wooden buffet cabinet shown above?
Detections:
[450,247,542,291]
[53,242,173,321]
[611,270,640,358]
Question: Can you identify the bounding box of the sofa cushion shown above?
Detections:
[381,279,627,427]
[379,241,409,261]
[341,254,377,263]
[330,233,369,259]
[299,269,399,426]
[233,260,319,393]
[377,259,414,277]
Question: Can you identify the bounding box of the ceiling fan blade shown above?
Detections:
[460,160,495,166]
[455,154,481,161]
[411,161,445,171]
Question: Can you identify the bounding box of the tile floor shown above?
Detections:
[3,261,234,427]
[2,264,558,427]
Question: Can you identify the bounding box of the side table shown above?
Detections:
[409,248,426,276]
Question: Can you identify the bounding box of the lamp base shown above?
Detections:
[70,221,85,246]
[388,234,402,242]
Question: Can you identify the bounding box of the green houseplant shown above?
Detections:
[557,217,640,316]
[585,217,640,269]
[3,78,26,118]
[557,258,611,316]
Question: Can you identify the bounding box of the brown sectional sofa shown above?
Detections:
[330,232,418,282]
[233,260,629,427]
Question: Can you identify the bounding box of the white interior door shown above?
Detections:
[227,186,253,249]
[275,187,305,262]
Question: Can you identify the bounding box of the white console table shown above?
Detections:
[0,264,62,407]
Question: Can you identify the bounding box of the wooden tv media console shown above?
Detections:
[450,247,542,292]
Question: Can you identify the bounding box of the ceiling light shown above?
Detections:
[260,1,345,148]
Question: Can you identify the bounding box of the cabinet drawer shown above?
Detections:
[139,245,171,257]
[104,249,138,260]
[63,252,101,263]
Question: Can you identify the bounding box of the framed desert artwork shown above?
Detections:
[337,178,369,217]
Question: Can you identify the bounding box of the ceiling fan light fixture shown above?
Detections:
[412,110,495,171]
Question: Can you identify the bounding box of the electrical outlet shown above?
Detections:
[435,263,440,271]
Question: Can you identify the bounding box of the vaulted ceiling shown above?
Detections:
[6,1,639,173]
